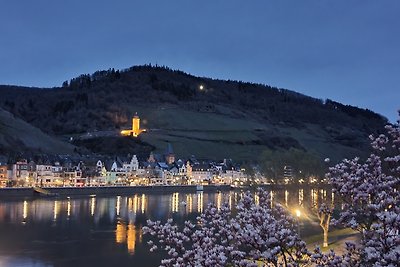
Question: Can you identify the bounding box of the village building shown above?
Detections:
[186,161,192,181]
[283,165,294,184]
[12,159,28,185]
[63,161,84,187]
[26,160,37,186]
[221,166,247,185]
[50,161,64,186]
[176,159,186,175]
[191,163,212,185]
[0,161,8,187]
[135,162,148,179]
[86,160,106,185]
[0,142,251,188]
[76,160,97,182]
[139,161,163,185]
[96,160,103,173]
[156,162,170,184]
[85,160,106,185]
[122,155,139,173]
[174,159,189,184]
[104,158,127,185]
[36,160,53,186]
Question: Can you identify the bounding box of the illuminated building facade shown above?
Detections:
[12,160,28,181]
[0,163,8,187]
[121,113,145,137]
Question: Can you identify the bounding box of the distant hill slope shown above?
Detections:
[0,65,388,162]
[0,108,75,156]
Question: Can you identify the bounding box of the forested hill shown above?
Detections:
[0,108,75,156]
[0,65,388,162]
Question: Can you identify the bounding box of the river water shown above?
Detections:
[0,188,333,267]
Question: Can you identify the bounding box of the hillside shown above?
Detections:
[0,65,388,162]
[0,108,76,156]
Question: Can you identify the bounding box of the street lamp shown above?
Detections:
[295,209,301,218]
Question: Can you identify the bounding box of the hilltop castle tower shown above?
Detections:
[121,112,145,137]
[132,113,141,137]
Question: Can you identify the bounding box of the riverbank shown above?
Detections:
[0,184,332,199]
[0,185,231,199]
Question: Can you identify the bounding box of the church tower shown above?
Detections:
[165,143,175,164]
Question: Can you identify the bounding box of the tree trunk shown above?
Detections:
[323,228,328,247]
[319,211,331,248]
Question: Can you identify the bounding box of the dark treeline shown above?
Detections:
[0,64,386,132]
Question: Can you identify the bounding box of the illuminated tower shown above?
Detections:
[132,113,140,137]
[121,112,145,137]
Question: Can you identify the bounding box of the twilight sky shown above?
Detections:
[0,1,399,121]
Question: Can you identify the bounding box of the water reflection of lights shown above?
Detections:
[216,192,222,210]
[53,200,59,220]
[298,189,304,207]
[127,197,132,212]
[197,192,203,213]
[127,195,146,214]
[115,220,137,255]
[285,190,289,206]
[186,195,193,213]
[23,200,28,221]
[254,193,260,206]
[116,221,126,244]
[10,189,342,230]
[116,196,121,216]
[13,190,337,222]
[67,200,71,217]
[127,223,136,254]
[141,194,146,213]
[172,193,179,213]
[3,189,345,260]
[132,195,138,213]
[139,227,143,243]
[321,189,327,200]
[90,197,96,216]
[311,189,318,208]
[270,191,274,208]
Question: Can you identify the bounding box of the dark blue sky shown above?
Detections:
[1,1,399,121]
